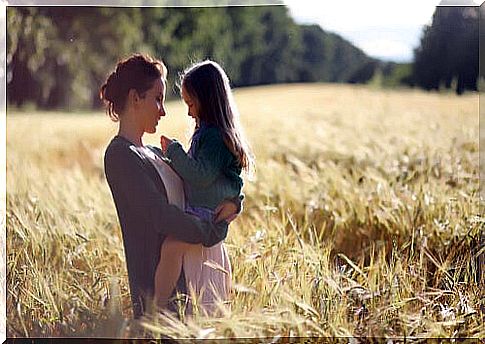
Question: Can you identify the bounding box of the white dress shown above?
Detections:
[139,146,232,315]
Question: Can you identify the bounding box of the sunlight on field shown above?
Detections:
[6,84,483,338]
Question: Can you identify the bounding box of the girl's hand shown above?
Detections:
[214,200,238,224]
[160,135,173,153]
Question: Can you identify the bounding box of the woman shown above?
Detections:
[100,54,241,318]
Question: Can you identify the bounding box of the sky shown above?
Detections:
[284,0,444,63]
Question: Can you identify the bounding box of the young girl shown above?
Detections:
[154,60,253,314]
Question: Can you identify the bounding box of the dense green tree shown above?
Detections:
[226,6,303,86]
[225,7,266,86]
[8,7,146,108]
[7,8,57,107]
[412,7,478,94]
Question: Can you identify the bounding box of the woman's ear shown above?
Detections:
[127,89,139,108]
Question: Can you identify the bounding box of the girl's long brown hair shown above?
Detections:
[181,60,254,173]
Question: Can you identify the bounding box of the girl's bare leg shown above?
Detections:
[154,236,194,309]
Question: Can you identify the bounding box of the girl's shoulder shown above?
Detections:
[198,125,224,144]
[195,126,234,159]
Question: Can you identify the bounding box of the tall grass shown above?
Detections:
[6,84,483,339]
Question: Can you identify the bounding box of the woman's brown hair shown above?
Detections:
[100,54,167,121]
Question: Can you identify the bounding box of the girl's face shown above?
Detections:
[136,78,166,134]
[181,86,200,120]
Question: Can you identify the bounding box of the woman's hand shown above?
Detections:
[160,135,173,153]
[214,200,239,224]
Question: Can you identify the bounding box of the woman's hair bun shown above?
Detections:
[102,71,120,103]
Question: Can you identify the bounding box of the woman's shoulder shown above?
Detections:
[106,135,130,149]
[105,136,127,158]
[104,136,135,179]
[105,135,144,164]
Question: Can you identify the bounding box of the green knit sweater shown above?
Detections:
[165,123,243,210]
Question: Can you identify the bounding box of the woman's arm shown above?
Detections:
[164,128,231,187]
[104,143,227,246]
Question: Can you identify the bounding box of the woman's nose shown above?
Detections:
[159,105,166,116]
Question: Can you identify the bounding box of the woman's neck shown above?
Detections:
[118,117,144,146]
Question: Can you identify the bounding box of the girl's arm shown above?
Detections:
[214,194,244,223]
[149,144,244,223]
[163,128,232,187]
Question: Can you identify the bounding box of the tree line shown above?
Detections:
[411,6,479,95]
[6,6,393,110]
[6,6,479,110]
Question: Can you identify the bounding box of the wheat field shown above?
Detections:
[6,83,484,339]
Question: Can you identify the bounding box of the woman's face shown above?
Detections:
[137,78,166,134]
[181,86,199,120]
